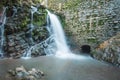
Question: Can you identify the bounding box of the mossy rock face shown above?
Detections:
[92,33,120,67]
[5,4,47,35]
[48,0,120,45]
[1,0,49,58]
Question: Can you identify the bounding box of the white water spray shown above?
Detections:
[46,10,72,57]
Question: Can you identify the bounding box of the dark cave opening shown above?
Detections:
[81,45,91,53]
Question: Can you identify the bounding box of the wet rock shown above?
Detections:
[8,66,44,80]
[26,75,35,80]
[0,1,49,58]
[16,66,26,72]
[8,42,15,47]
[94,33,120,67]
[8,70,16,76]
[14,53,22,59]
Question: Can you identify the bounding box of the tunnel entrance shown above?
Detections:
[81,45,91,53]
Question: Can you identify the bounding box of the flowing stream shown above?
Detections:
[0,7,6,57]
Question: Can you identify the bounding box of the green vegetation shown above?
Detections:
[57,13,66,28]
[33,13,46,26]
[87,37,97,43]
[98,20,105,25]
[20,17,29,29]
[0,0,48,40]
[63,0,82,9]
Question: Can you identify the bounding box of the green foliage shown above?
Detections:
[57,13,66,28]
[98,20,104,25]
[33,9,47,26]
[87,37,98,43]
[33,14,45,26]
[20,16,29,29]
[32,9,47,40]
[92,22,97,27]
[63,0,82,9]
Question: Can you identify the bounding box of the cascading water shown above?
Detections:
[46,10,88,59]
[0,7,7,57]
[22,6,43,59]
[22,8,72,58]
[22,6,36,58]
[22,6,87,59]
[46,10,71,57]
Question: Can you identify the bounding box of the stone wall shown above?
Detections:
[48,0,120,49]
[47,0,120,66]
[48,0,120,47]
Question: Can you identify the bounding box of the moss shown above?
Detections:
[19,16,29,30]
[33,14,46,26]
[92,22,96,27]
[87,37,98,43]
[56,13,66,28]
[86,23,90,27]
[63,0,82,9]
[98,20,104,25]
[92,14,98,17]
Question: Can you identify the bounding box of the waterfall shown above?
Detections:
[46,10,88,59]
[46,10,71,57]
[0,7,7,57]
[22,7,83,59]
[22,9,72,59]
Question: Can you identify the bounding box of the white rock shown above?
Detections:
[16,66,26,72]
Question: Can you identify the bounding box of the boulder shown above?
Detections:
[8,66,44,80]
